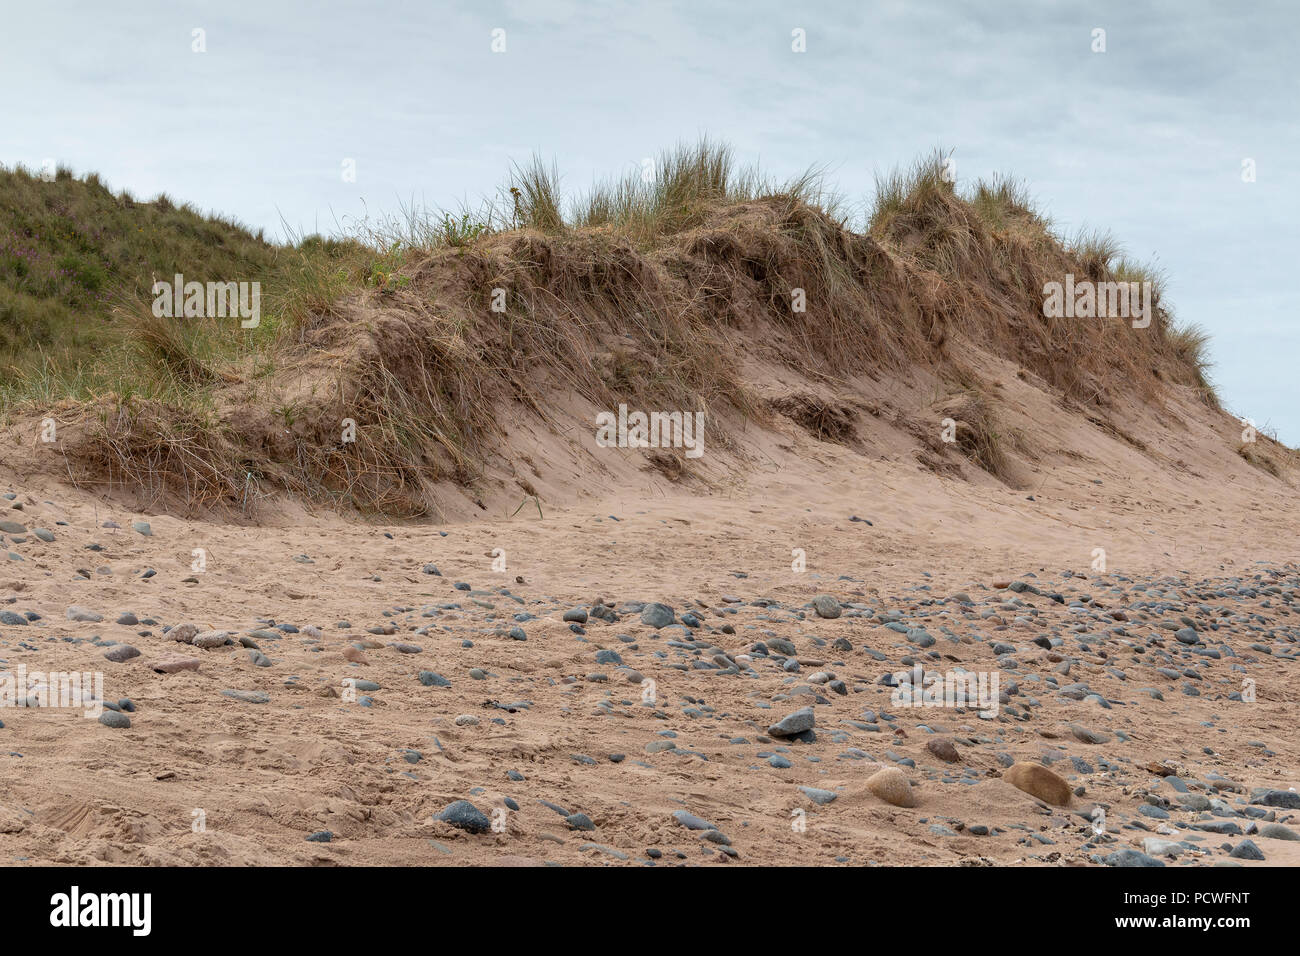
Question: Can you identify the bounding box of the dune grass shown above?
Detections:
[0,140,1255,514]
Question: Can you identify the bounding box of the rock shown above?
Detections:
[193,630,232,649]
[248,650,272,667]
[437,800,491,834]
[454,714,479,727]
[811,595,842,619]
[926,738,961,763]
[418,671,451,687]
[66,606,103,623]
[866,767,915,807]
[306,830,332,843]
[1104,849,1165,867]
[578,843,627,860]
[1004,762,1071,806]
[565,812,596,831]
[0,610,28,626]
[767,706,815,738]
[1195,820,1243,835]
[103,645,140,663]
[1252,789,1300,810]
[169,623,199,644]
[1142,837,1183,858]
[220,689,269,704]
[388,642,422,654]
[563,608,588,624]
[98,711,131,729]
[0,520,26,534]
[765,637,796,656]
[342,645,367,663]
[671,810,718,831]
[151,655,201,674]
[115,612,139,626]
[640,603,675,629]
[799,786,837,805]
[1068,723,1111,745]
[1229,839,1265,861]
[132,521,152,536]
[1258,823,1300,841]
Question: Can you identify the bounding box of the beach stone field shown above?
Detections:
[1,486,1297,867]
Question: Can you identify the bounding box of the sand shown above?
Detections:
[0,373,1298,868]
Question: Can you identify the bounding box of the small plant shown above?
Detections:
[439,212,491,248]
[510,495,544,519]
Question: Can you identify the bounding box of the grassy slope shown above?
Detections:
[0,165,379,408]
[0,166,283,362]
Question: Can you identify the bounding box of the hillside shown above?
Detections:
[0,165,290,375]
[1,144,1291,518]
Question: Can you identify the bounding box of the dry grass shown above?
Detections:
[1238,442,1282,478]
[937,390,1012,481]
[768,393,858,444]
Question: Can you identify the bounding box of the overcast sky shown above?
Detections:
[3,0,1295,442]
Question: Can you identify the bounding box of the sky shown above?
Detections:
[3,0,1296,442]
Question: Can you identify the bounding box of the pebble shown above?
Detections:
[1003,762,1071,806]
[1229,839,1265,861]
[641,603,675,629]
[926,738,961,763]
[1104,848,1164,867]
[866,767,915,807]
[152,656,201,673]
[799,786,837,805]
[811,595,842,619]
[767,706,815,738]
[193,631,232,649]
[671,810,718,831]
[437,800,491,834]
[1258,823,1299,841]
[220,689,270,704]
